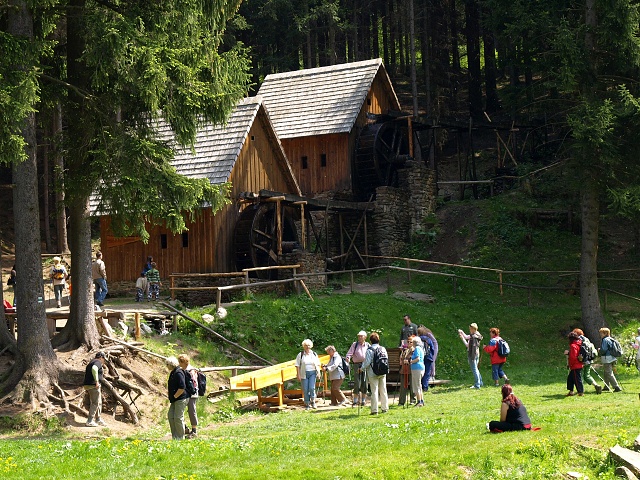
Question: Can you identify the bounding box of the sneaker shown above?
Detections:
[469,386,479,389]
[566,391,574,396]
[311,403,317,409]
[96,418,106,426]
[86,421,98,427]
[614,386,622,392]
[577,393,584,397]
[56,302,61,308]
[185,427,191,435]
[595,385,603,395]
[305,405,310,411]
[370,412,378,415]
[416,401,424,407]
[381,409,388,413]
[94,305,101,312]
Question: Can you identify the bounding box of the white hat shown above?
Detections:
[357,330,367,337]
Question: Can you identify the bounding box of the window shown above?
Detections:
[182,232,189,248]
[320,153,327,167]
[160,234,167,249]
[301,156,308,169]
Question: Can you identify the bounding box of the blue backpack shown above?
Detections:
[497,338,510,357]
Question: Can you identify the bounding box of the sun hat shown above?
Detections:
[357,330,367,337]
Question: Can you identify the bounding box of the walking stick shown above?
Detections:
[591,365,612,391]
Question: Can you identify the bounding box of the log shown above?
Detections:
[112,356,162,394]
[100,378,139,425]
[101,335,168,361]
[611,445,640,477]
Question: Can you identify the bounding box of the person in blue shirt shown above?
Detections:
[409,336,425,406]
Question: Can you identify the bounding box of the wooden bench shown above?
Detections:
[4,312,58,338]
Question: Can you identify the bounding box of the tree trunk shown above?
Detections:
[53,102,69,254]
[465,0,483,119]
[51,0,100,351]
[579,180,606,343]
[2,0,60,402]
[408,0,419,117]
[42,117,52,252]
[52,197,101,350]
[482,9,500,113]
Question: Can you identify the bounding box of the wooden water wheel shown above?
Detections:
[353,120,411,197]
[234,203,299,279]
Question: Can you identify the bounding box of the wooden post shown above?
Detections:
[339,213,344,268]
[350,270,354,293]
[216,288,222,310]
[407,116,414,158]
[364,214,369,269]
[293,267,300,295]
[276,199,282,256]
[170,275,175,301]
[499,271,503,295]
[172,314,178,332]
[134,312,141,341]
[294,201,307,250]
[244,271,250,299]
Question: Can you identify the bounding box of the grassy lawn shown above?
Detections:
[1,275,639,479]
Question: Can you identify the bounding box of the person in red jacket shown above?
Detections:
[483,327,509,387]
[564,331,584,396]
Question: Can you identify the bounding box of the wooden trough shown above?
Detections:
[230,354,330,409]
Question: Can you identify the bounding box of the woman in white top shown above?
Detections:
[323,345,347,406]
[296,339,321,410]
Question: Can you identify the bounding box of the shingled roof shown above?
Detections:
[155,96,290,185]
[257,58,400,139]
[91,96,299,214]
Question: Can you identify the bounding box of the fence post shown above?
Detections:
[134,312,141,341]
[171,275,175,301]
[350,270,354,293]
[244,271,250,299]
[293,267,300,295]
[216,288,222,310]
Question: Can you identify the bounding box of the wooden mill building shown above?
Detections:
[257,58,402,197]
[96,96,301,283]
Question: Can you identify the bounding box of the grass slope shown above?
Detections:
[1,278,639,479]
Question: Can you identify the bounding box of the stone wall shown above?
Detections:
[281,250,327,290]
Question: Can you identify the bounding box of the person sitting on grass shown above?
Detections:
[488,384,531,433]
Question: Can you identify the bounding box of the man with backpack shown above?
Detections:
[599,327,623,392]
[181,354,200,438]
[359,332,389,415]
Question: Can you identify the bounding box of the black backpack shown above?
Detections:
[578,335,597,363]
[183,368,198,396]
[340,356,350,376]
[369,345,389,376]
[196,370,207,396]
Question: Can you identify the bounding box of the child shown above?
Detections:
[145,262,162,301]
[135,272,148,302]
[50,256,68,308]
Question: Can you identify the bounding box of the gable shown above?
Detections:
[257,59,400,140]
